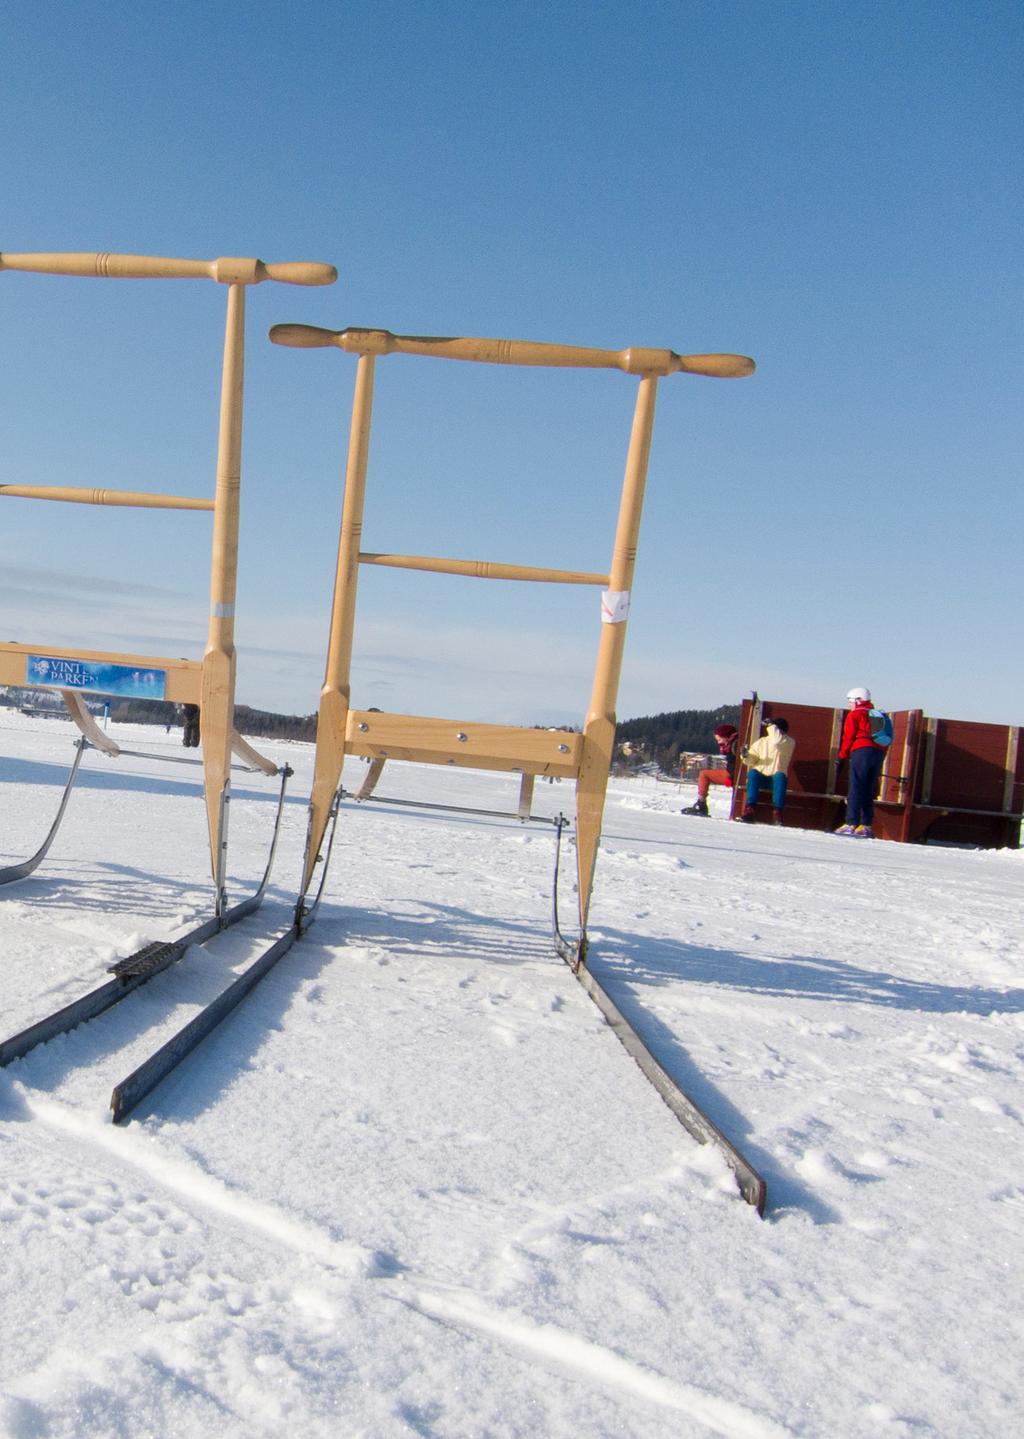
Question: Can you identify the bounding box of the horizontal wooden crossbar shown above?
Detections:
[912,802,1022,820]
[0,485,213,511]
[789,789,1020,821]
[0,252,336,287]
[270,325,756,378]
[344,709,583,778]
[0,643,201,704]
[358,552,608,585]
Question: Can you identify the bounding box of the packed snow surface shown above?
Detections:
[0,709,1021,1437]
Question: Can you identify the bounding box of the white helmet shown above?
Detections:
[846,686,871,703]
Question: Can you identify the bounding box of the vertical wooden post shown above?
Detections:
[574,373,659,935]
[920,718,938,805]
[898,710,924,843]
[201,282,245,904]
[732,696,763,819]
[1002,727,1020,815]
[302,353,377,893]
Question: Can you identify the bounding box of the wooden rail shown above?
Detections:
[0,252,336,286]
[0,485,213,511]
[358,552,608,585]
[270,324,754,377]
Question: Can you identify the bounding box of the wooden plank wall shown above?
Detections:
[732,698,1021,847]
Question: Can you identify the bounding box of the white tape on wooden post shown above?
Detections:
[601,591,630,624]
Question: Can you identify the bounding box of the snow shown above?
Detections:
[1,707,1022,1438]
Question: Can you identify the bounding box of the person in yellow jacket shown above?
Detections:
[736,717,796,825]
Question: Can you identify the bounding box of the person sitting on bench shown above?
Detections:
[736,717,795,825]
[681,724,739,817]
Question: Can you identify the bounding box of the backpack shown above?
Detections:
[868,708,894,747]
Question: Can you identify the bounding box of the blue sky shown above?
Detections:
[1,0,1020,726]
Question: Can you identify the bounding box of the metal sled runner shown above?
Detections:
[0,762,292,1074]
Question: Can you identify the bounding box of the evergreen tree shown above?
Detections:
[615,706,741,774]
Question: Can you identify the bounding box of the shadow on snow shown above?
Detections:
[594,926,1023,1018]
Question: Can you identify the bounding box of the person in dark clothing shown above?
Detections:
[681,724,738,817]
[836,687,885,837]
[182,703,201,748]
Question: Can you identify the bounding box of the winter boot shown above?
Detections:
[835,823,857,836]
[772,809,784,826]
[854,825,875,838]
[736,807,757,823]
[681,798,709,817]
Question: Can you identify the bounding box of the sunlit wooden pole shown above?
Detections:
[302,353,377,894]
[202,282,245,907]
[574,373,659,934]
[0,485,213,510]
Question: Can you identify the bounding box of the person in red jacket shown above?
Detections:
[836,687,885,836]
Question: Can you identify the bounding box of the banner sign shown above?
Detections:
[26,654,167,700]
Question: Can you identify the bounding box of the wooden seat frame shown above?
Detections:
[270,324,754,957]
[0,251,335,907]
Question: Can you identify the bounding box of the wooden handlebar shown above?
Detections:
[0,252,337,287]
[268,324,754,377]
[0,484,213,511]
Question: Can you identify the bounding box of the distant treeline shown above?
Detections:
[108,698,319,742]
[232,704,317,741]
[0,689,318,742]
[615,706,742,774]
[2,687,741,768]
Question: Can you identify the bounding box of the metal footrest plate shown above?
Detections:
[109,939,188,981]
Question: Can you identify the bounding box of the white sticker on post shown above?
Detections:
[601,590,630,624]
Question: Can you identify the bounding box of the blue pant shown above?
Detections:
[746,770,788,809]
[846,747,885,825]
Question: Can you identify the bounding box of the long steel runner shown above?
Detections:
[551,814,767,1215]
[111,795,767,1213]
[0,766,292,1069]
[108,792,343,1122]
[14,782,770,1220]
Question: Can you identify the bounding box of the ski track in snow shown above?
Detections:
[1,714,1023,1436]
[0,1074,761,1437]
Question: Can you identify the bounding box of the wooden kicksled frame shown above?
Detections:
[269,323,755,954]
[0,251,335,910]
[270,323,764,1212]
[99,319,766,1217]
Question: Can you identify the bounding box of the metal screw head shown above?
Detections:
[358,721,369,732]
[456,732,468,743]
[558,743,569,753]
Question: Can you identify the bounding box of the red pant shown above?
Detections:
[697,769,733,799]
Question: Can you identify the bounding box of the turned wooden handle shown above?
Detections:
[255,260,337,287]
[0,252,336,287]
[673,352,756,378]
[268,325,754,377]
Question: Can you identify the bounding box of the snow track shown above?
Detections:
[2,715,1023,1435]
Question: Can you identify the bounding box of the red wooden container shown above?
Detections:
[732,698,1021,847]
